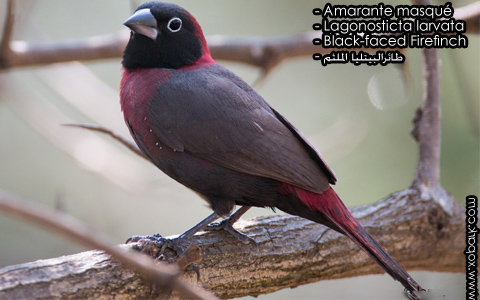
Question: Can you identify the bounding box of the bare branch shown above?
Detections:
[411,47,441,188]
[0,189,218,300]
[8,31,127,68]
[410,0,442,190]
[64,123,148,161]
[0,2,478,71]
[208,32,318,74]
[0,0,14,68]
[0,187,464,299]
[454,1,480,33]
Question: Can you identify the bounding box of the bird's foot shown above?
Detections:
[126,234,184,259]
[126,212,221,259]
[126,234,202,279]
[405,288,419,300]
[204,218,256,245]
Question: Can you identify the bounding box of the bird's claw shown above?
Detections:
[126,234,202,279]
[405,289,419,300]
[205,219,256,245]
[126,233,183,259]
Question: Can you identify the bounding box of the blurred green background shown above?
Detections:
[0,0,477,299]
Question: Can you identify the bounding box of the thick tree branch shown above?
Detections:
[0,190,218,300]
[0,187,464,299]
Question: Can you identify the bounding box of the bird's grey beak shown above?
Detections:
[124,8,158,40]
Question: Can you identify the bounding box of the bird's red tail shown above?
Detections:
[281,184,423,297]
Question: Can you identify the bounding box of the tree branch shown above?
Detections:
[0,187,464,299]
[1,2,478,71]
[410,0,448,203]
[454,1,480,33]
[0,0,14,68]
[63,123,149,162]
[411,46,441,188]
[8,31,127,68]
[0,190,218,300]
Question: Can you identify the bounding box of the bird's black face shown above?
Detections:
[122,1,203,69]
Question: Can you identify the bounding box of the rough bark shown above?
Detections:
[0,187,464,299]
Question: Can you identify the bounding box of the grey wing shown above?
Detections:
[149,65,336,193]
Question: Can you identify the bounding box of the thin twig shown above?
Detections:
[0,189,218,300]
[0,0,14,68]
[63,123,149,161]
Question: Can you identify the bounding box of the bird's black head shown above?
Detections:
[122,1,208,69]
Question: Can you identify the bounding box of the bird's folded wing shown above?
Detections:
[149,65,336,194]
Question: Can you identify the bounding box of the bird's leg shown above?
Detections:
[205,206,255,244]
[127,206,254,259]
[176,211,221,240]
[126,212,220,257]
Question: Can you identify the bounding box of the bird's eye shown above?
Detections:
[167,17,182,32]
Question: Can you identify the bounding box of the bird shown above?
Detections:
[120,1,423,298]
